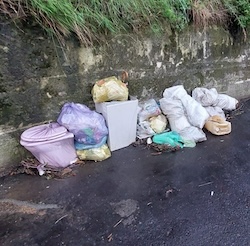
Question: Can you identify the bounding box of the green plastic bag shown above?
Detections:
[152,131,184,148]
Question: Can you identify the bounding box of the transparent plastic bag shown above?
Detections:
[57,102,108,145]
[138,99,162,122]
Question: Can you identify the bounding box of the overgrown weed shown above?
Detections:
[0,0,249,45]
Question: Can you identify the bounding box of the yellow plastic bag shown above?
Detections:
[76,144,111,162]
[149,114,167,134]
[92,76,128,103]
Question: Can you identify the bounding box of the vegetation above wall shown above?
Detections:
[0,0,250,45]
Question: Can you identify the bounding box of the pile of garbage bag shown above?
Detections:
[136,85,238,150]
[20,74,130,172]
[20,72,239,173]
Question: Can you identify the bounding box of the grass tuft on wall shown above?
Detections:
[0,0,249,45]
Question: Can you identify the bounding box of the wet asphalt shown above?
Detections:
[0,98,249,246]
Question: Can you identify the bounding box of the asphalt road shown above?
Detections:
[0,98,249,246]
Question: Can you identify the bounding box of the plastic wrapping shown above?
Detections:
[91,76,128,103]
[138,99,162,122]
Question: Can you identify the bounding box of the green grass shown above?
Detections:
[0,0,249,45]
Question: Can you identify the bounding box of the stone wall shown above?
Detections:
[0,17,249,171]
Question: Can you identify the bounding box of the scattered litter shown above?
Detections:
[166,189,174,198]
[146,137,152,145]
[9,158,82,179]
[165,187,179,198]
[147,202,152,206]
[211,191,214,196]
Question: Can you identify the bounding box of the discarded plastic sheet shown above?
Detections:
[57,102,108,146]
[152,131,184,148]
[137,120,155,139]
[76,144,111,161]
[205,115,231,135]
[91,76,128,103]
[20,122,77,168]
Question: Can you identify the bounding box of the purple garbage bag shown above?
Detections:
[57,102,108,146]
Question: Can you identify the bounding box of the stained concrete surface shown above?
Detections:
[0,98,249,246]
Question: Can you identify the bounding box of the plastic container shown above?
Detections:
[204,116,231,135]
[20,122,77,168]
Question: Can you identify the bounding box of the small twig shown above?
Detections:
[107,233,113,242]
[55,214,68,224]
[198,181,213,187]
[113,219,123,228]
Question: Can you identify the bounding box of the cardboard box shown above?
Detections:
[95,100,138,151]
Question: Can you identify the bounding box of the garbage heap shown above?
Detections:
[20,76,238,174]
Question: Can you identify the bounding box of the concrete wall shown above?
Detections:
[0,18,250,171]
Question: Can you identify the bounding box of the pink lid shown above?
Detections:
[21,122,68,142]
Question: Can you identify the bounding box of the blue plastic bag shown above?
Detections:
[57,102,108,145]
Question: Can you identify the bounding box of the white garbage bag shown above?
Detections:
[159,98,191,131]
[192,87,238,110]
[159,98,206,142]
[163,85,209,129]
[180,95,209,129]
[205,106,226,120]
[215,94,238,110]
[163,85,187,99]
[192,87,218,107]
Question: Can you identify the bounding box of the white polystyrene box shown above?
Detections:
[95,99,138,151]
